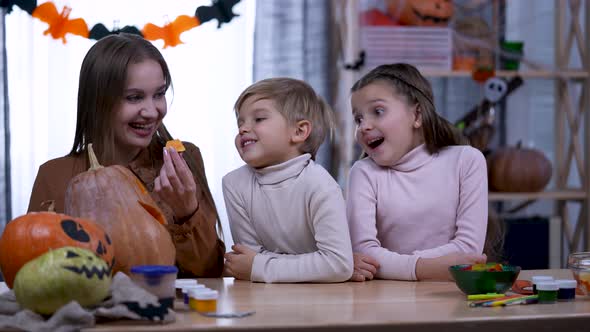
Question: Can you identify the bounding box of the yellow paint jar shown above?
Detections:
[190,289,219,313]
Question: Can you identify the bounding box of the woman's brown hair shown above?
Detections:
[70,33,222,236]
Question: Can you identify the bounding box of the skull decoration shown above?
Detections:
[13,246,111,315]
[484,77,508,103]
[0,211,115,288]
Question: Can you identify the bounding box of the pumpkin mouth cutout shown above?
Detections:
[411,7,450,24]
[138,200,167,226]
[61,249,112,280]
[62,264,112,280]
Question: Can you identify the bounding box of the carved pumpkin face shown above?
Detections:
[0,212,115,288]
[13,246,111,315]
[387,0,454,26]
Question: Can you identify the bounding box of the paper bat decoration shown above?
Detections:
[32,2,89,43]
[196,0,240,28]
[0,0,37,14]
[89,23,143,40]
[142,15,199,48]
[344,51,365,71]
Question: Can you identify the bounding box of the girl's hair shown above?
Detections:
[70,33,222,236]
[233,77,335,159]
[351,63,467,154]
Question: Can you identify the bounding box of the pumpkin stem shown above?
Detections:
[41,200,56,212]
[87,143,104,170]
[516,140,522,149]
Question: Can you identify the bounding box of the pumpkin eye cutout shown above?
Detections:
[61,219,90,243]
[105,234,111,245]
[96,241,106,255]
[66,250,81,258]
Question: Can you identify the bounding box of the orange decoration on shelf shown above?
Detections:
[32,2,89,43]
[142,15,200,48]
[471,66,495,84]
[166,139,186,152]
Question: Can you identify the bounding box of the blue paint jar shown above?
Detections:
[175,279,198,299]
[182,284,206,305]
[130,265,178,309]
[556,279,576,301]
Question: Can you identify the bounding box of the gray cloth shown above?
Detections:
[0,272,175,332]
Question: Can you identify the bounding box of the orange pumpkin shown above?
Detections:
[64,144,176,274]
[488,143,553,192]
[386,0,453,26]
[0,204,114,288]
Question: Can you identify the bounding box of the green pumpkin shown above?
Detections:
[13,246,111,315]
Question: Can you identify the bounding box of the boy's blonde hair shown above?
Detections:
[234,77,334,159]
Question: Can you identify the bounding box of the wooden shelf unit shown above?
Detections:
[489,190,587,202]
[337,0,590,253]
[421,70,590,79]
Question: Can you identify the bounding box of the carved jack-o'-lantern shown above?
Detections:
[13,246,111,315]
[0,207,115,288]
[386,0,454,26]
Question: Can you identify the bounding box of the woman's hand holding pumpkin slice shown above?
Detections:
[154,147,199,221]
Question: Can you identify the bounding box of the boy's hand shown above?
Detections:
[416,253,487,281]
[350,252,380,282]
[224,244,256,281]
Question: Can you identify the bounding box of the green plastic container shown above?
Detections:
[500,41,524,70]
[449,264,521,295]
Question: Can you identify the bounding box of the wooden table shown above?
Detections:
[84,269,589,331]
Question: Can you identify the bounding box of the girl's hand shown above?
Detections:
[350,252,380,282]
[224,244,256,281]
[416,253,487,281]
[154,147,199,219]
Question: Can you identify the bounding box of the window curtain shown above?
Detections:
[253,0,335,171]
[0,8,10,236]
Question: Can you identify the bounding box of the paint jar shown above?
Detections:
[188,288,213,311]
[191,289,219,313]
[556,279,577,301]
[182,284,206,305]
[568,251,590,295]
[532,276,554,294]
[130,265,178,309]
[536,281,559,304]
[175,279,198,298]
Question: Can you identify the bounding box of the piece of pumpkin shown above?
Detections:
[64,144,176,275]
[0,201,114,288]
[165,139,186,152]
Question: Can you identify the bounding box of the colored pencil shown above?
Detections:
[469,294,525,307]
[467,293,506,301]
[483,295,538,307]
